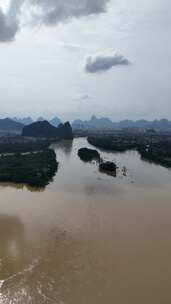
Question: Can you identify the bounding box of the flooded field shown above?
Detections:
[0,138,171,304]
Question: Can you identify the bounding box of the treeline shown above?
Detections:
[88,134,171,168]
[88,136,136,152]
[138,142,171,167]
[0,140,51,154]
[0,149,58,187]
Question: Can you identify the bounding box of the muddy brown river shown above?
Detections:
[0,137,171,303]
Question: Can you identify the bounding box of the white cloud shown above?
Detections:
[85,50,130,73]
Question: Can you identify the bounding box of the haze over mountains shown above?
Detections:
[0,118,24,132]
[72,116,171,131]
[13,116,62,127]
[13,117,33,126]
[1,116,171,134]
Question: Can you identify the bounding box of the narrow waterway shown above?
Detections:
[0,138,171,304]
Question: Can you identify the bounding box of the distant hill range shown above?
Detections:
[13,117,33,125]
[1,115,171,135]
[36,117,62,127]
[22,121,73,139]
[0,118,24,132]
[13,116,62,127]
[72,116,171,131]
[50,117,62,127]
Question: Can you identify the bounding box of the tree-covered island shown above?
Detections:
[0,149,58,187]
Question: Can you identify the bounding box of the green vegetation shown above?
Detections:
[0,139,51,154]
[0,149,58,187]
[78,147,100,162]
[88,132,171,168]
[99,161,117,172]
[88,135,136,152]
[138,144,171,167]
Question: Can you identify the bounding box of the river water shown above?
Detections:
[0,137,171,303]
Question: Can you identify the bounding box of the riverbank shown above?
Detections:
[88,132,171,168]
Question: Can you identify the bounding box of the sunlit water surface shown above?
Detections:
[0,138,171,304]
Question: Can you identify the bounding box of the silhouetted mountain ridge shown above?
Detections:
[0,118,24,132]
[22,121,73,139]
[13,116,62,126]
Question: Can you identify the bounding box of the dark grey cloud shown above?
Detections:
[30,0,110,25]
[85,51,130,73]
[0,0,22,42]
[0,10,17,41]
[0,0,109,42]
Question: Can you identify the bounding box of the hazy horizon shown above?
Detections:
[0,0,171,121]
[1,114,171,124]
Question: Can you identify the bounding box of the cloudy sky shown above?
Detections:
[0,0,170,121]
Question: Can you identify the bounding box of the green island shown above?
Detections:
[0,149,58,187]
[78,147,100,162]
